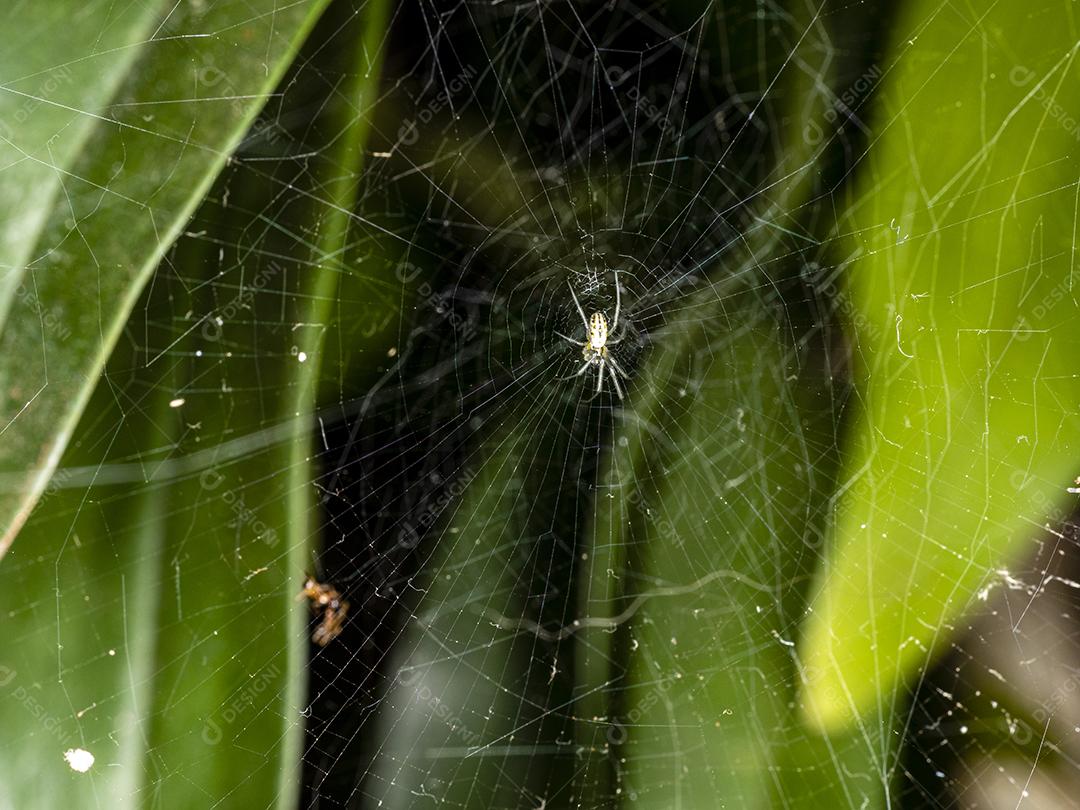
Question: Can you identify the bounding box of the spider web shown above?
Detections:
[2,1,1079,809]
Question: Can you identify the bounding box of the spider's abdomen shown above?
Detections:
[588,312,608,350]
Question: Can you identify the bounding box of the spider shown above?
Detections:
[556,270,630,399]
[299,574,350,646]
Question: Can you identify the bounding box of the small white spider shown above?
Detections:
[556,270,630,399]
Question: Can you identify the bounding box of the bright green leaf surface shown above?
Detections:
[801,2,1080,730]
[0,1,160,310]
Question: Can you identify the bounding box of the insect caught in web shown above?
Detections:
[298,575,350,646]
[556,269,630,400]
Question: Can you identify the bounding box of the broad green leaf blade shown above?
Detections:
[0,3,391,805]
[0,1,161,310]
[0,0,332,557]
[0,388,173,808]
[801,2,1080,730]
[369,414,577,808]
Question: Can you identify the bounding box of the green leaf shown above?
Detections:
[0,2,390,805]
[0,0,331,556]
[369,419,568,808]
[800,2,1080,730]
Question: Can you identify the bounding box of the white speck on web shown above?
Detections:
[63,748,94,772]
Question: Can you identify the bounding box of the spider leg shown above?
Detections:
[610,268,621,333]
[561,360,592,380]
[606,354,630,379]
[567,281,590,331]
[555,331,585,346]
[606,362,625,400]
[583,363,608,402]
